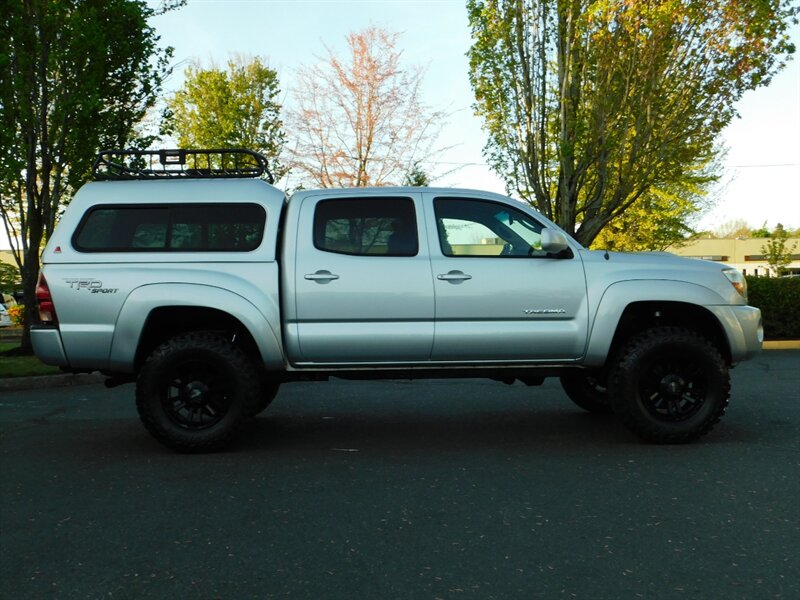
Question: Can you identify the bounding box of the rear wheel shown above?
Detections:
[136,332,260,452]
[608,327,730,443]
[560,372,611,414]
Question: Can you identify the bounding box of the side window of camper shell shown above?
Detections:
[73,204,266,252]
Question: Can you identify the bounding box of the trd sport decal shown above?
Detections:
[64,279,118,294]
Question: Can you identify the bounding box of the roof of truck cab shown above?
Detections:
[288,186,518,203]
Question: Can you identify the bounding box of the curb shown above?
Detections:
[0,372,105,392]
[763,340,800,350]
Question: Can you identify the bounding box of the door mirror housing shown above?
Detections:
[541,228,570,255]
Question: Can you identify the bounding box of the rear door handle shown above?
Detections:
[437,270,472,282]
[304,270,340,282]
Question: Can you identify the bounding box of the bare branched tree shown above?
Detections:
[288,27,446,188]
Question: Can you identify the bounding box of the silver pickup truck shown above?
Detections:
[31,149,763,451]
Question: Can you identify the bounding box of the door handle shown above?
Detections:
[304,270,340,282]
[437,270,472,282]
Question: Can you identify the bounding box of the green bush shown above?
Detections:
[746,276,800,339]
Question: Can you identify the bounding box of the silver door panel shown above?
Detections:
[433,319,585,360]
[292,193,435,363]
[423,193,589,361]
[294,322,433,363]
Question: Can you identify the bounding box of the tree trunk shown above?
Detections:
[19,273,36,354]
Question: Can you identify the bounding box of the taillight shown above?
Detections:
[35,272,58,325]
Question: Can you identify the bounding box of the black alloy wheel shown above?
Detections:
[160,358,232,430]
[638,358,707,422]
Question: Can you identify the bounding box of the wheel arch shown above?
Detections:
[585,281,732,368]
[108,283,285,374]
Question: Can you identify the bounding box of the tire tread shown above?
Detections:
[608,326,730,444]
[136,332,261,452]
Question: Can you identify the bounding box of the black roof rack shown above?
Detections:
[92,148,274,183]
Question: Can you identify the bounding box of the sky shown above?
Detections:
[2,0,799,250]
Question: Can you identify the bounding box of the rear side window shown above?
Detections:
[73,204,266,252]
[313,197,418,256]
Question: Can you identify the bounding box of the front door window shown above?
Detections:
[435,198,554,258]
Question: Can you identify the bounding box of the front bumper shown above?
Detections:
[30,326,70,367]
[707,305,763,363]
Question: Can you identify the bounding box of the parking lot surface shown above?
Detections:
[1,351,798,599]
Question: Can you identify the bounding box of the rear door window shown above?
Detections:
[313,197,418,257]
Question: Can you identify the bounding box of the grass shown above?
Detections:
[0,342,62,378]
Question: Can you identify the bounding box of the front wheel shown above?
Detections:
[136,332,261,452]
[608,327,730,443]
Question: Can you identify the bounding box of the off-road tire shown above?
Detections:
[560,372,612,414]
[136,332,261,452]
[608,327,730,444]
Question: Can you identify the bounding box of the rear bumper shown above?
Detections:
[707,305,763,363]
[30,326,70,367]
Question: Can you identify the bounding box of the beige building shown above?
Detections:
[668,237,800,276]
[0,250,18,267]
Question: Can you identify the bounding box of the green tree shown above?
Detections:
[163,56,286,181]
[0,262,22,294]
[0,0,178,351]
[592,160,716,251]
[750,222,771,238]
[467,0,798,247]
[762,223,797,276]
[592,190,698,252]
[403,163,431,187]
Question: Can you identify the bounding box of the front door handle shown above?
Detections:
[304,270,340,283]
[437,270,472,282]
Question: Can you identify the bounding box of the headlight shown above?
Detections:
[723,268,747,302]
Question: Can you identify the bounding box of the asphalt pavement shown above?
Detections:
[1,350,798,600]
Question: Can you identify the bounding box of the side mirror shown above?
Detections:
[541,228,569,254]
